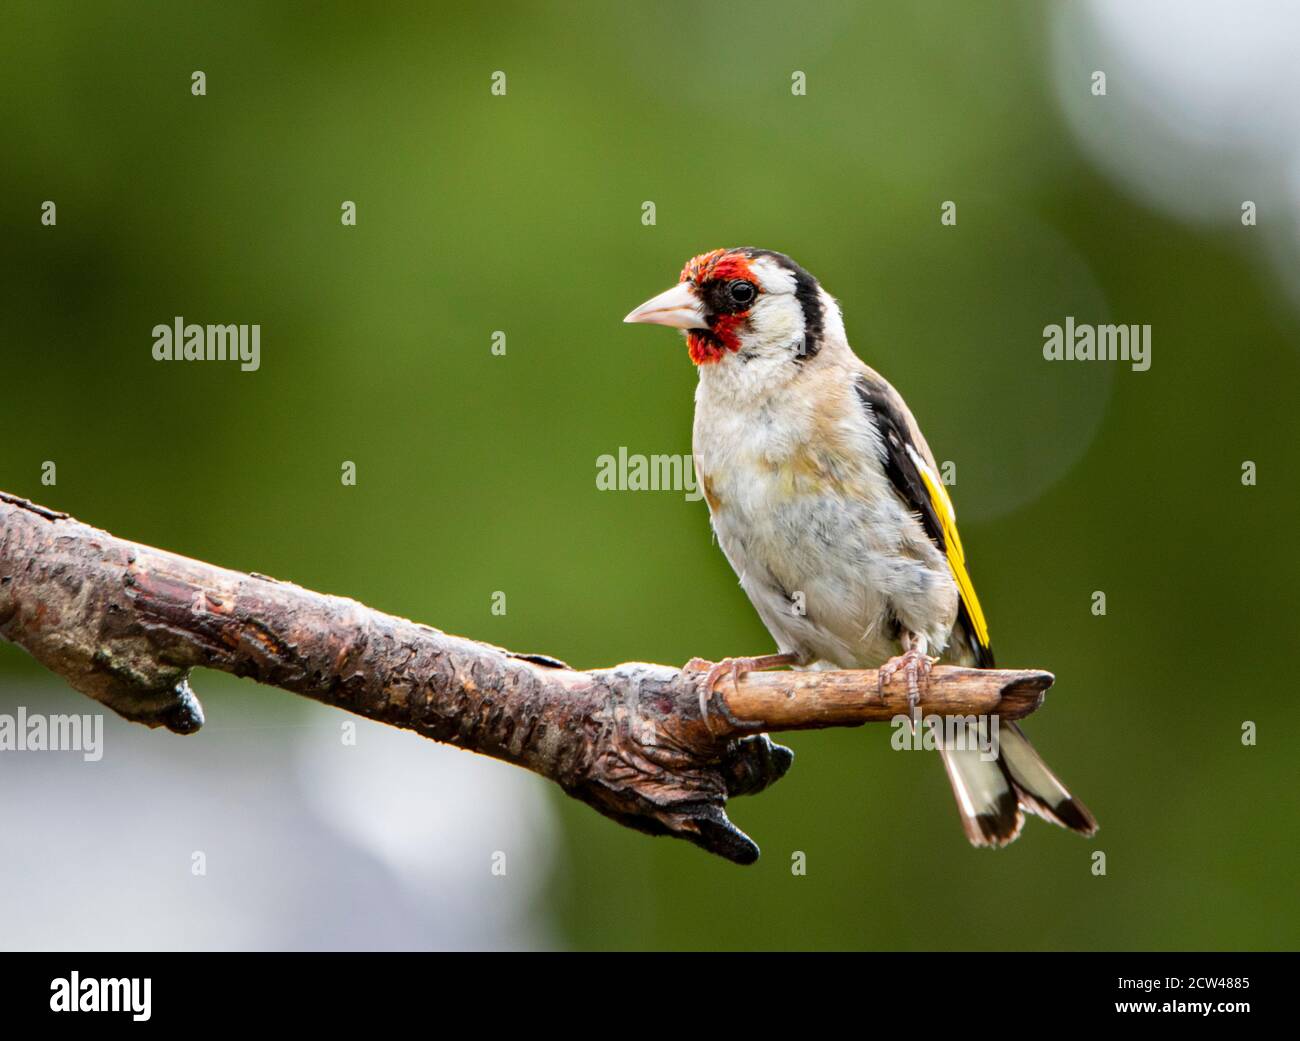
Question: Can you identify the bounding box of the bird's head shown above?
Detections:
[624,247,828,367]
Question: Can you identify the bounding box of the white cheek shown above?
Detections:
[742,255,805,351]
[746,297,804,351]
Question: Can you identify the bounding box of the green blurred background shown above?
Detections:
[2,1,1296,950]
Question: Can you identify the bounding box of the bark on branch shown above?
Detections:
[0,491,1054,864]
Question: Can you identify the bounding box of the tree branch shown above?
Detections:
[0,490,1054,864]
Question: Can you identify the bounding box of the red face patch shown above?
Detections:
[679,249,757,365]
[679,249,755,287]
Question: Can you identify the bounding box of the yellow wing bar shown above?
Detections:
[916,462,991,650]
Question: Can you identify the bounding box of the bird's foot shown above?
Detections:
[685,653,798,732]
[877,647,937,724]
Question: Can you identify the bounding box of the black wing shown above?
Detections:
[854,375,994,668]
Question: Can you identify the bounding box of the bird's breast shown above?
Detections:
[691,388,956,666]
[692,390,872,521]
[693,397,891,588]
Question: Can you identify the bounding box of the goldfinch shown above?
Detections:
[624,247,1097,847]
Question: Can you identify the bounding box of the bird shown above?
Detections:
[623,247,1097,847]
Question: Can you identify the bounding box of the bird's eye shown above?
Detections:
[728,280,757,306]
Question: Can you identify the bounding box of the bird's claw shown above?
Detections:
[686,653,798,734]
[877,648,938,724]
[686,655,761,733]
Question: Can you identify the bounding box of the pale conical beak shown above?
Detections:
[623,282,708,330]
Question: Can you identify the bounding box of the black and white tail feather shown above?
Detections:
[939,640,1097,847]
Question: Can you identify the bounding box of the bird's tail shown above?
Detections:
[937,718,1097,848]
